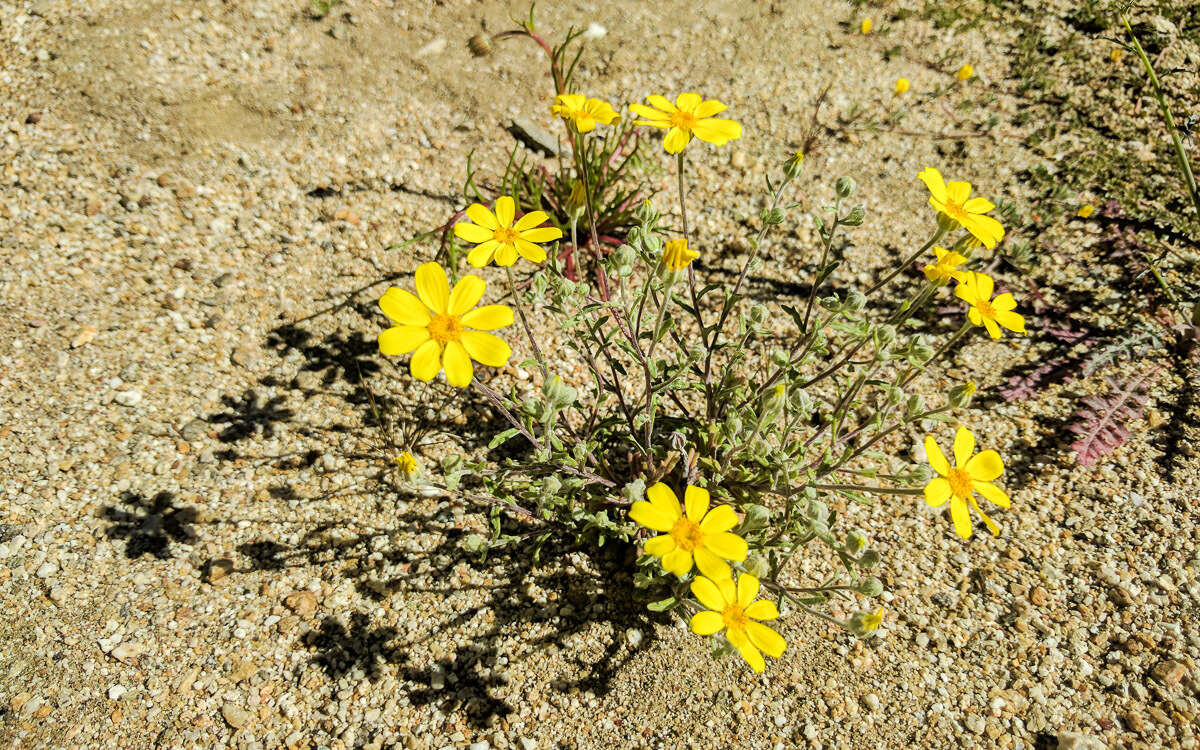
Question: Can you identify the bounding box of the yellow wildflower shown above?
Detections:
[662,238,699,271]
[923,426,1010,538]
[550,93,618,133]
[629,93,742,154]
[453,196,563,268]
[860,18,873,34]
[1111,48,1125,63]
[690,573,786,673]
[956,63,974,81]
[850,607,884,635]
[395,451,420,478]
[1077,204,1095,218]
[954,271,1025,338]
[922,245,968,285]
[894,78,910,95]
[378,262,513,388]
[629,483,748,580]
[918,167,1005,249]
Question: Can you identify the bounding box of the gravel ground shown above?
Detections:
[2,1,1198,749]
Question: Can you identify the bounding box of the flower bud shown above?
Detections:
[910,340,935,363]
[885,385,903,406]
[738,503,771,533]
[835,176,856,198]
[874,324,896,348]
[541,475,562,497]
[911,464,933,483]
[440,454,463,474]
[521,397,544,419]
[762,206,786,226]
[845,289,866,312]
[543,375,578,409]
[622,478,647,505]
[770,348,790,368]
[855,576,884,597]
[806,499,829,523]
[905,394,924,419]
[845,530,868,555]
[742,554,769,578]
[749,304,769,326]
[842,204,865,226]
[857,549,881,570]
[848,608,884,636]
[637,199,658,225]
[467,33,492,57]
[948,380,976,408]
[784,151,805,180]
[462,533,488,554]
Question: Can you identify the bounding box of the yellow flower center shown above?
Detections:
[975,298,995,319]
[944,200,970,223]
[427,313,464,345]
[493,227,520,245]
[669,110,698,131]
[946,467,974,499]
[669,517,705,551]
[721,603,749,631]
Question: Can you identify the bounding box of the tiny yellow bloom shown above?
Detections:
[550,93,619,133]
[629,483,748,580]
[453,196,563,268]
[894,77,911,95]
[954,271,1025,339]
[923,426,1011,538]
[923,245,968,285]
[662,238,699,271]
[629,93,742,154]
[956,63,974,82]
[395,451,420,478]
[849,607,884,635]
[1111,48,1126,63]
[690,573,786,673]
[1077,204,1095,218]
[378,263,513,388]
[860,17,872,34]
[918,167,1005,249]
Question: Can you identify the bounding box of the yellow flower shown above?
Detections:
[860,17,872,34]
[956,63,974,81]
[923,426,1011,538]
[1111,48,1125,63]
[862,608,883,631]
[629,483,748,580]
[1077,203,1095,218]
[954,271,1025,339]
[922,245,968,285]
[551,93,618,133]
[378,262,513,387]
[662,238,699,271]
[453,196,563,268]
[690,573,786,673]
[918,167,1005,249]
[629,93,742,154]
[849,607,884,635]
[894,78,910,95]
[395,451,420,478]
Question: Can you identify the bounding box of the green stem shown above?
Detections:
[863,224,946,299]
[505,266,548,380]
[811,483,924,496]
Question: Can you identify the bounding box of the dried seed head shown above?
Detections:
[467,33,492,58]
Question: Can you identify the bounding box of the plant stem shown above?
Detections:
[863,224,946,298]
[810,483,924,496]
[505,266,548,380]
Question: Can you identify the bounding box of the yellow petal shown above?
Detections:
[494,196,515,227]
[965,449,1003,482]
[378,325,429,356]
[717,576,737,605]
[974,480,1011,508]
[995,310,1026,333]
[690,576,728,611]
[965,214,1005,248]
[950,497,973,538]
[746,621,786,658]
[460,304,513,331]
[969,496,1000,536]
[414,263,449,314]
[693,99,727,118]
[494,244,519,267]
[704,532,748,562]
[663,548,693,578]
[684,485,710,522]
[663,127,692,154]
[464,203,498,230]
[727,628,765,673]
[736,573,760,606]
[946,180,972,206]
[453,221,493,244]
[917,167,947,203]
[974,272,995,301]
[441,340,473,387]
[409,339,442,381]
[963,196,996,214]
[645,94,676,113]
[515,239,547,264]
[924,477,952,507]
[514,210,550,232]
[694,547,732,581]
[379,288,431,326]
[643,534,676,557]
[744,599,780,621]
[924,435,950,475]
[460,330,511,368]
[628,103,671,122]
[690,611,725,636]
[466,240,499,268]
[628,501,676,532]
[982,317,1002,339]
[518,226,564,243]
[699,504,739,533]
[448,275,486,316]
[991,292,1017,312]
[646,483,682,520]
[691,117,742,145]
[675,92,702,112]
[968,307,984,327]
[953,427,975,467]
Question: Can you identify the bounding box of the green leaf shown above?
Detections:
[488,428,520,450]
[647,597,677,612]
